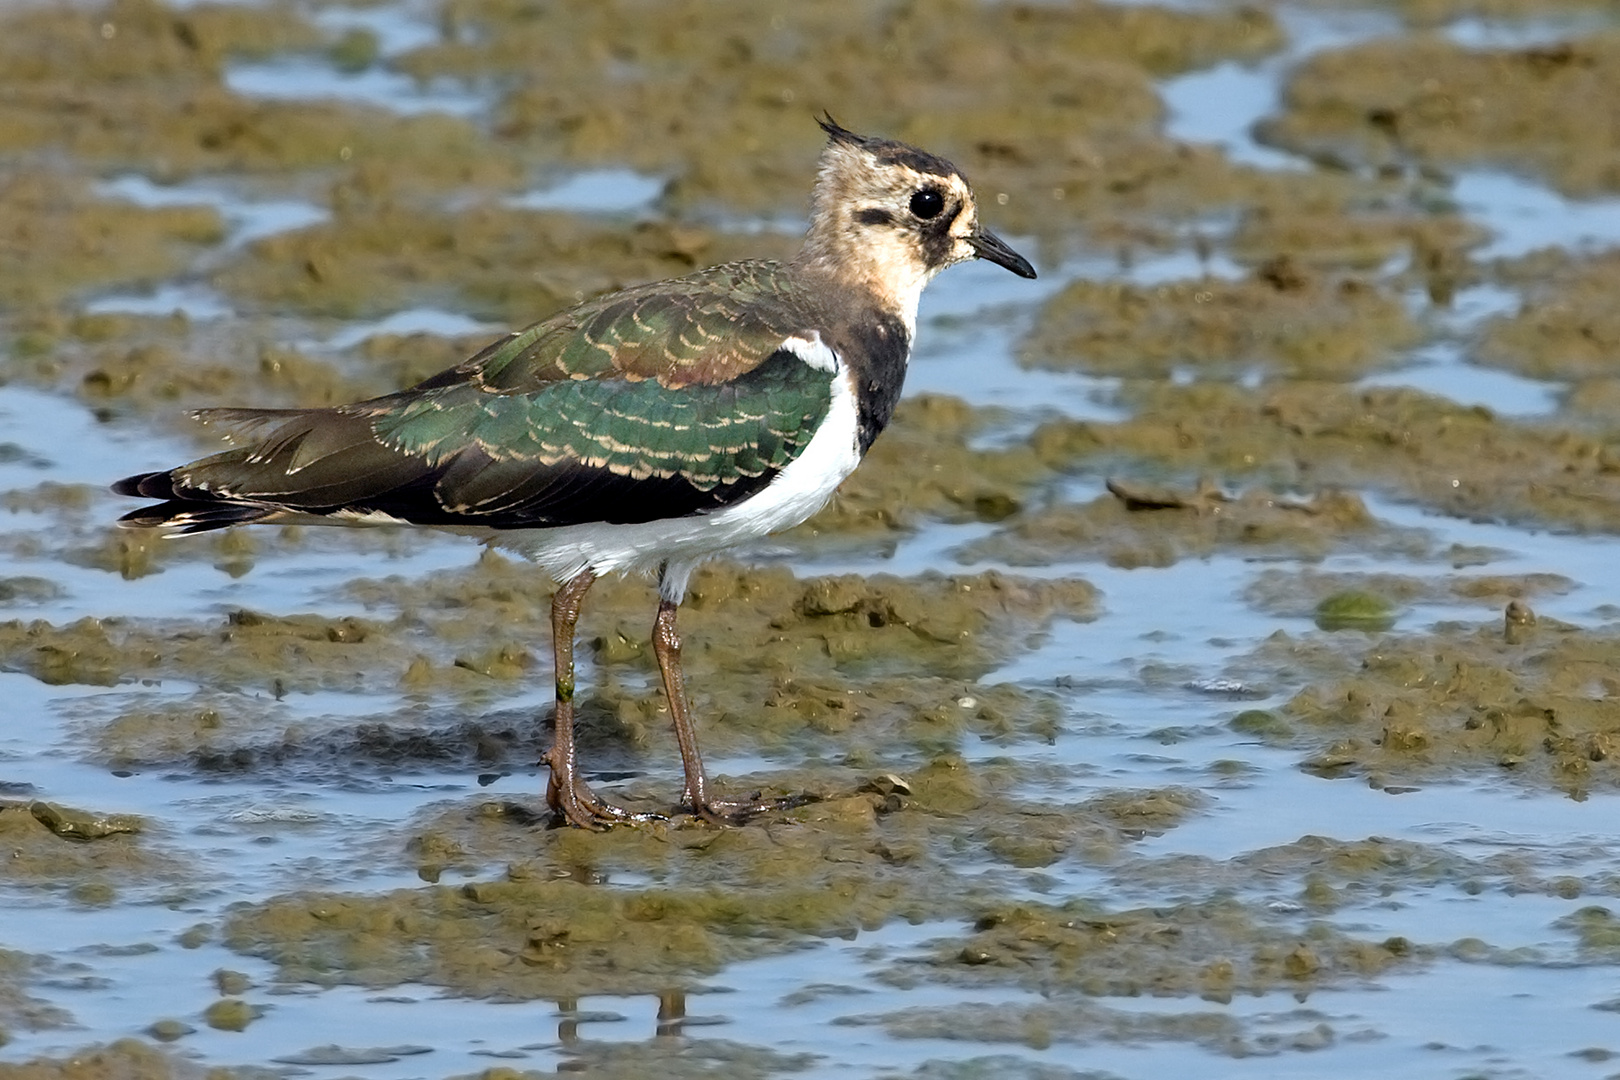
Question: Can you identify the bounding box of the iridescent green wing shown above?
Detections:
[360,343,833,524]
[167,263,839,527]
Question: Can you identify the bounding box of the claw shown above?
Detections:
[546,766,663,829]
[683,791,822,826]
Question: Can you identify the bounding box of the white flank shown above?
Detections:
[493,339,861,603]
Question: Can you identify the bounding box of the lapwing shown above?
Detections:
[113,116,1037,829]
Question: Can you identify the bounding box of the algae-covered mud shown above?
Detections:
[7,0,1620,1076]
[1258,30,1620,196]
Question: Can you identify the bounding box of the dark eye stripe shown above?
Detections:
[854,208,894,227]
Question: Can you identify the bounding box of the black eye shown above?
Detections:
[909,189,944,220]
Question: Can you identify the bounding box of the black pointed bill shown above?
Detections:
[967,228,1036,279]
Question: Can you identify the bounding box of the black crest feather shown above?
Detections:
[813,113,959,181]
[817,112,863,146]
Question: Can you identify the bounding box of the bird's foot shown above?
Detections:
[682,789,822,826]
[546,772,664,830]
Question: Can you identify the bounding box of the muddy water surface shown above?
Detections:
[4,0,1620,1077]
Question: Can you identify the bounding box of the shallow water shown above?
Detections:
[6,2,1620,1078]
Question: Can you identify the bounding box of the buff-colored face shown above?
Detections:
[802,124,1036,316]
[855,168,981,273]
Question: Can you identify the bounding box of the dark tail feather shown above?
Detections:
[113,470,276,533]
[116,498,276,533]
[111,471,177,498]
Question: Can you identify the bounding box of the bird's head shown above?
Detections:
[799,115,1035,317]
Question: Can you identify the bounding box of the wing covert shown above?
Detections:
[371,342,836,523]
[416,261,821,394]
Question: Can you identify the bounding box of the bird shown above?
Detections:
[113,116,1037,829]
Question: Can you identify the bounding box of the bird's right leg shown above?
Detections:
[541,569,641,828]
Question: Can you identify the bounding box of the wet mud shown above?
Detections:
[224,869,1404,1006]
[1022,265,1423,381]
[1231,608,1620,796]
[1479,248,1620,383]
[956,485,1424,570]
[1030,382,1620,533]
[858,999,1341,1061]
[2,0,1620,1073]
[0,951,74,1048]
[11,312,498,428]
[0,801,181,899]
[213,769,1219,1001]
[1299,0,1620,26]
[0,0,519,190]
[0,176,223,310]
[24,560,1091,781]
[215,206,794,323]
[1258,31,1620,196]
[0,1040,197,1080]
[878,896,1416,998]
[406,0,1283,223]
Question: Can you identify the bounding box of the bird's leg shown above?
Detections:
[651,596,715,817]
[652,595,796,824]
[542,569,639,828]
